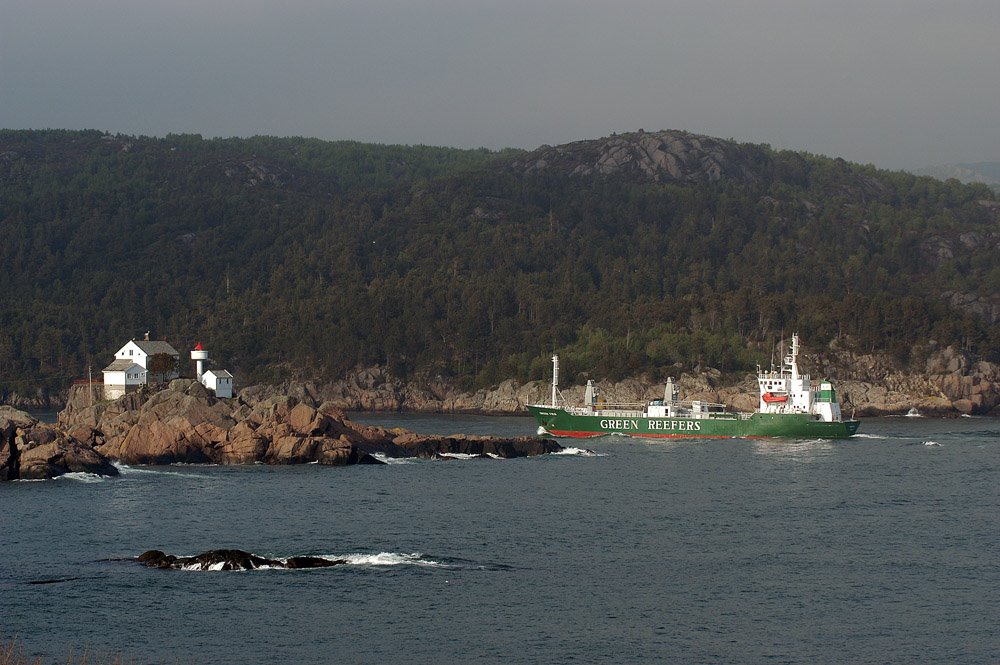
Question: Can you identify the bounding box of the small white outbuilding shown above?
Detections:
[101,359,147,400]
[202,369,234,398]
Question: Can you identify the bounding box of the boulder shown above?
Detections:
[17,436,119,480]
[218,420,269,464]
[0,406,35,430]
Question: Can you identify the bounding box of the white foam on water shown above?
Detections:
[169,551,444,571]
[486,453,504,459]
[852,433,885,439]
[56,471,110,483]
[112,462,208,479]
[337,551,442,567]
[371,453,417,465]
[437,452,481,460]
[923,441,942,447]
[536,426,549,435]
[552,447,604,457]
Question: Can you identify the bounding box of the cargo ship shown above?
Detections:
[527,335,860,439]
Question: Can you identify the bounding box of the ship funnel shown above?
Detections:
[664,377,676,403]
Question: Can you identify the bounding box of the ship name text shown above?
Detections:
[646,419,702,431]
[598,419,703,432]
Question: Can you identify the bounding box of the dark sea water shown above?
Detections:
[2,415,998,664]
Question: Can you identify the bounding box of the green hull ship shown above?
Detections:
[528,335,860,440]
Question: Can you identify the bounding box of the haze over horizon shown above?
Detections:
[3,0,999,170]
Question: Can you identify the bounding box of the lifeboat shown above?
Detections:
[762,392,789,403]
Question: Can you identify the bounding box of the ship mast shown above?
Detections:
[786,334,800,381]
[551,355,559,407]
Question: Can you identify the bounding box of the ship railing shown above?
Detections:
[590,401,646,410]
[649,399,729,410]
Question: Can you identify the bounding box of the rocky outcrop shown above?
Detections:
[137,549,346,571]
[52,380,563,469]
[924,346,1000,414]
[98,380,236,464]
[940,291,1000,325]
[17,435,119,480]
[511,130,768,185]
[0,407,119,480]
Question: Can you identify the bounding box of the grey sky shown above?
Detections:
[3,0,998,169]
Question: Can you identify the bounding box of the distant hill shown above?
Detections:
[910,162,1000,189]
[1,128,999,401]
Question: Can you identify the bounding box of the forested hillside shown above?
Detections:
[2,128,998,400]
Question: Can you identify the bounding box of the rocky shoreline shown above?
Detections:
[238,344,1000,418]
[7,344,1000,417]
[4,343,997,481]
[0,380,561,482]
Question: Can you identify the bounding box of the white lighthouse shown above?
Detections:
[191,342,209,381]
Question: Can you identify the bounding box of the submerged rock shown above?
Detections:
[137,549,347,571]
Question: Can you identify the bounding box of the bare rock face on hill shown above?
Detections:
[511,130,767,185]
[925,346,1000,414]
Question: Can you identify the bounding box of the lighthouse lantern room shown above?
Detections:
[191,342,209,380]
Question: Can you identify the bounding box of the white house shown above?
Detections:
[202,369,234,398]
[101,360,147,400]
[114,338,180,380]
[103,335,180,399]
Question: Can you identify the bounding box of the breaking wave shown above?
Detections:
[922,441,942,447]
[370,453,417,465]
[552,447,604,457]
[16,472,112,483]
[56,471,111,483]
[112,462,209,479]
[336,552,442,567]
[437,452,483,460]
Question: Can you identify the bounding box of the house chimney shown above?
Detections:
[144,331,150,341]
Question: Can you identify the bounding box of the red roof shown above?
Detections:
[194,342,203,350]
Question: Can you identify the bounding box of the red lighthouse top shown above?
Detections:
[194,342,203,350]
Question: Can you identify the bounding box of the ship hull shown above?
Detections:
[527,405,860,440]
